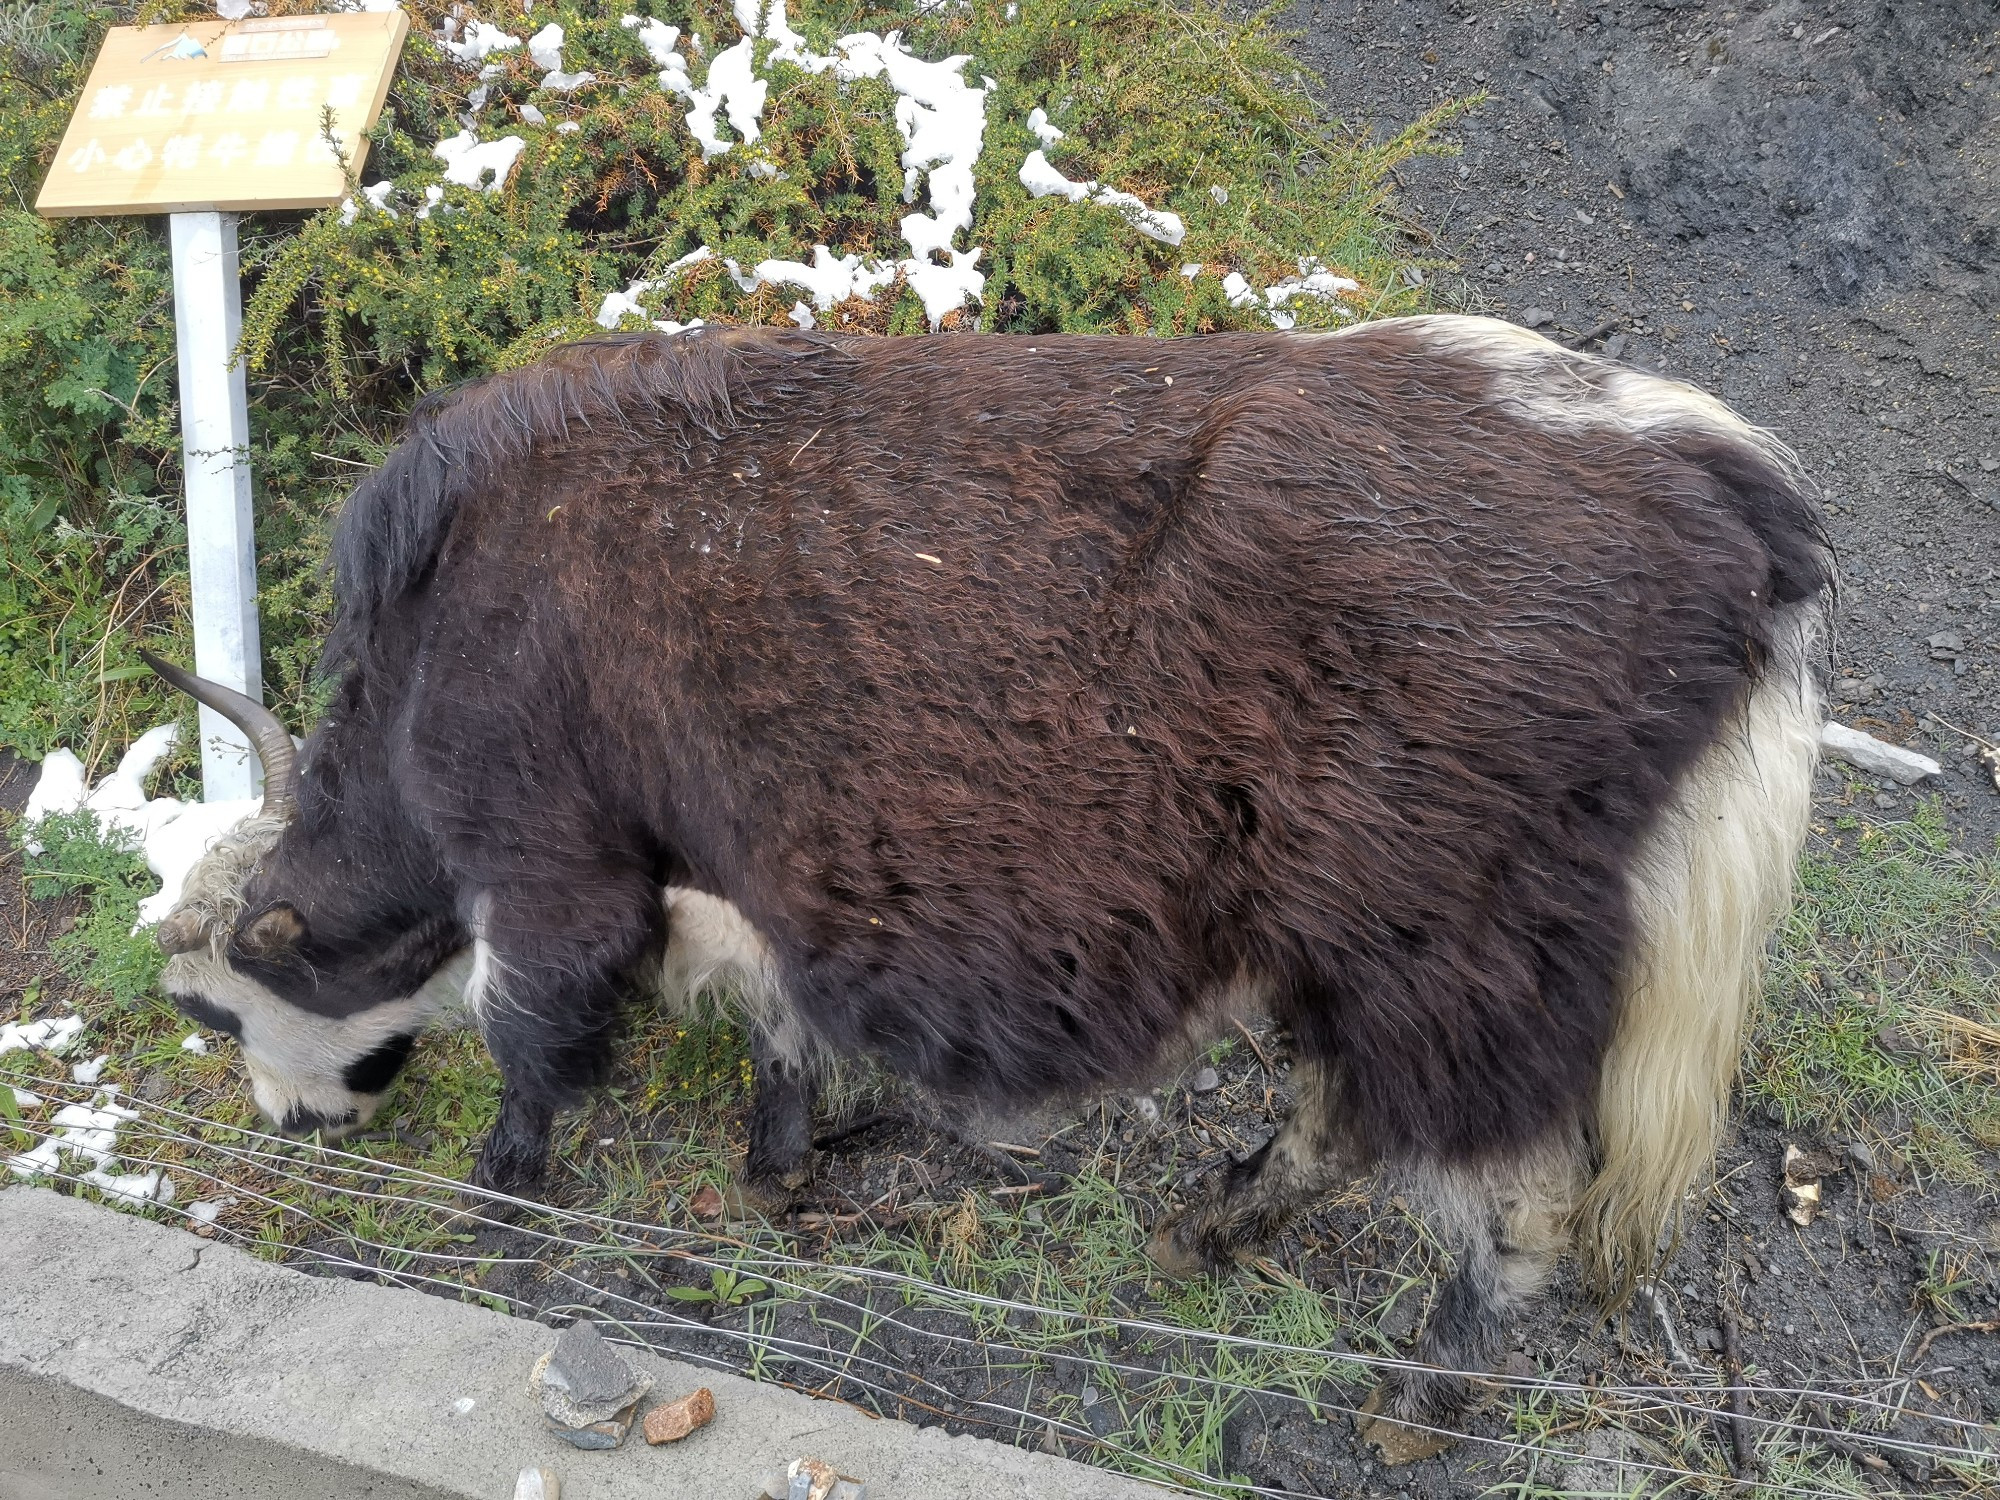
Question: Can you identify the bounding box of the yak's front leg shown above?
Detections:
[464,884,657,1199]
[729,1027,818,1216]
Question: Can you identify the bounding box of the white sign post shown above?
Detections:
[36,11,409,802]
[169,210,261,800]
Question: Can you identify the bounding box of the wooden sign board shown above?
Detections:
[37,10,409,217]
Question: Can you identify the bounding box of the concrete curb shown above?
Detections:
[0,1187,1169,1500]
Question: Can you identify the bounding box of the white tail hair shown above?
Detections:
[1578,601,1824,1299]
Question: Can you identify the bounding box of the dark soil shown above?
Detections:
[1294,0,2000,850]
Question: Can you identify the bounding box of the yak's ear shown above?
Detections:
[155,909,209,956]
[235,903,308,960]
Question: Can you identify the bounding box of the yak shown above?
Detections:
[146,316,1828,1456]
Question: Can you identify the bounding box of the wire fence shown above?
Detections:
[3,1070,1994,1499]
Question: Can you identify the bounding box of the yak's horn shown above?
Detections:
[139,649,299,819]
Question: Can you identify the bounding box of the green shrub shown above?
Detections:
[16,808,165,1007]
[1,0,1447,783]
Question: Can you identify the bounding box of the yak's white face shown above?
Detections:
[162,943,471,1139]
[154,815,470,1140]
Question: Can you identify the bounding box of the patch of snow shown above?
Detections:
[22,732,261,928]
[180,1033,210,1055]
[787,301,816,329]
[637,8,988,327]
[541,70,596,93]
[668,36,766,158]
[1026,107,1063,146]
[8,1089,138,1180]
[81,1166,170,1207]
[594,246,716,329]
[1181,262,1203,277]
[1019,149,1184,246]
[556,121,581,134]
[443,20,521,65]
[188,1196,236,1226]
[434,131,527,190]
[71,1054,109,1086]
[528,21,565,72]
[901,248,985,329]
[1218,259,1358,327]
[519,103,546,124]
[753,245,897,310]
[341,180,400,225]
[12,1089,43,1110]
[0,1016,85,1057]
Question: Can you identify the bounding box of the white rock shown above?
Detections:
[1819,722,1941,786]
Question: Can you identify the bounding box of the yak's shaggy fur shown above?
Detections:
[157,318,1829,1441]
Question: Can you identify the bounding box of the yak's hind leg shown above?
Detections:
[1147,1060,1362,1277]
[1358,1129,1586,1465]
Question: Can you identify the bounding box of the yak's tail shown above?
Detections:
[1578,594,1826,1301]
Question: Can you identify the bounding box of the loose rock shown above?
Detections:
[643,1386,715,1445]
[1518,306,1555,328]
[1190,1065,1220,1094]
[1819,722,1941,785]
[530,1319,654,1449]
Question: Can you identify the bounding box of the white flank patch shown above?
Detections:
[1019,148,1185,246]
[433,132,528,191]
[21,729,261,927]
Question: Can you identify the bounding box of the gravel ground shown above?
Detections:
[1290,0,2000,846]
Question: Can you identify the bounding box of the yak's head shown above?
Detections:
[144,653,469,1140]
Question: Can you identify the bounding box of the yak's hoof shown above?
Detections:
[469,1144,547,1207]
[721,1167,807,1223]
[1144,1214,1220,1281]
[1354,1384,1459,1466]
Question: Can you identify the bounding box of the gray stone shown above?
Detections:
[1485,259,1506,275]
[1190,1066,1220,1094]
[1518,306,1555,329]
[544,1319,643,1411]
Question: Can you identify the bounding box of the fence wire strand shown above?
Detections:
[4,1073,1994,1499]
